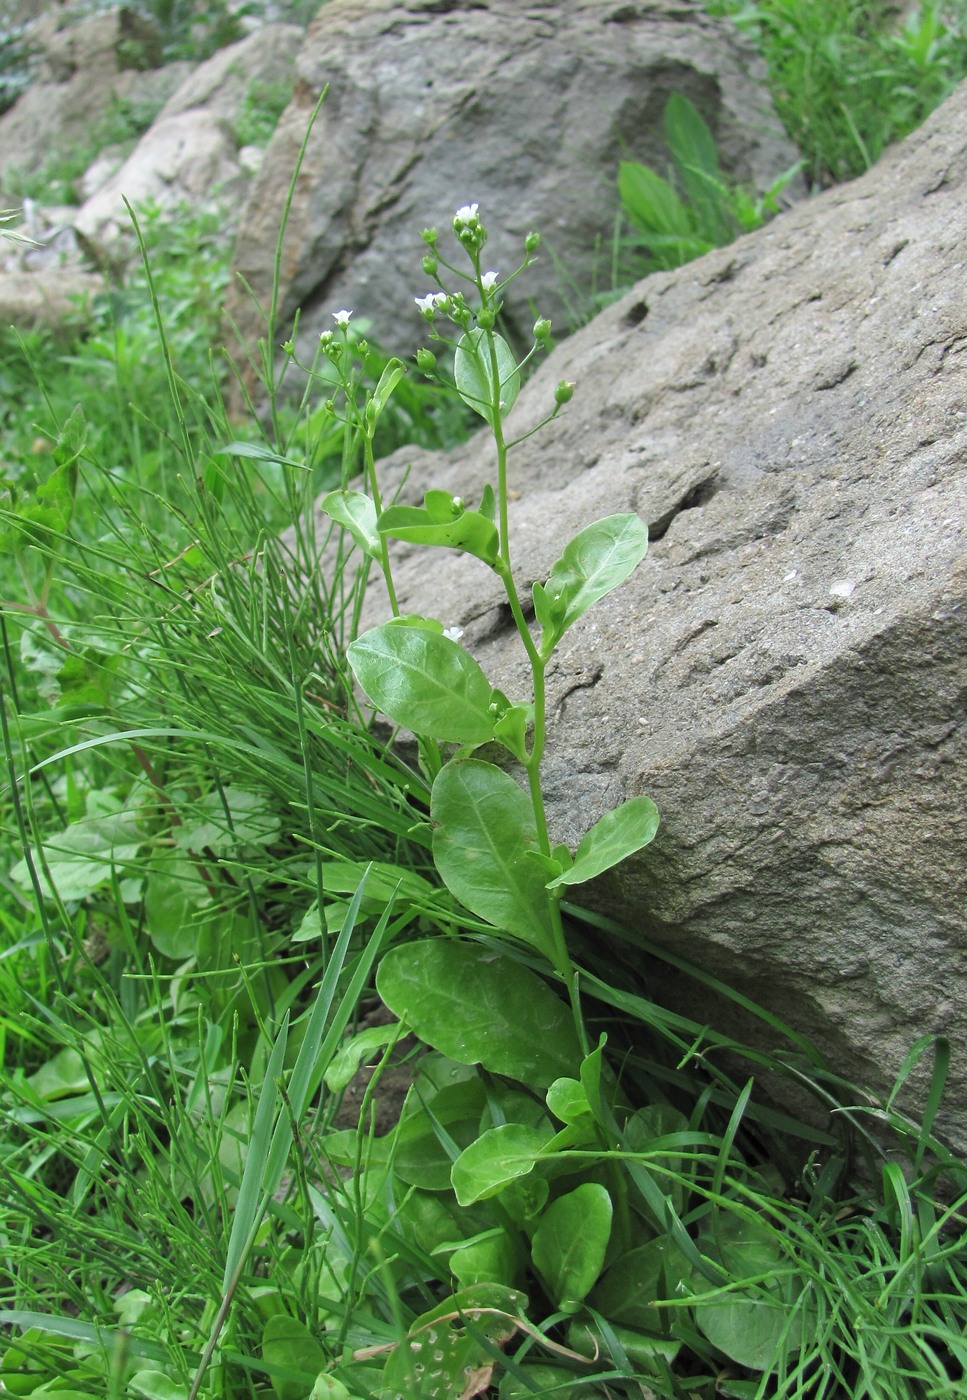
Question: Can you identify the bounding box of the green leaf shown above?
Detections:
[431,760,553,950]
[143,854,209,960]
[691,1212,803,1371]
[382,1284,525,1398]
[537,514,647,656]
[531,1182,613,1313]
[376,939,582,1086]
[454,327,520,426]
[26,1046,90,1102]
[591,1235,689,1333]
[310,1376,355,1400]
[370,356,407,418]
[500,1365,588,1399]
[568,1319,681,1370]
[546,1077,593,1126]
[378,491,499,566]
[348,624,496,744]
[619,160,691,239]
[11,810,144,904]
[261,1314,327,1400]
[450,1122,554,1206]
[450,1230,523,1289]
[222,440,303,468]
[393,1081,487,1192]
[492,700,530,763]
[323,1022,402,1093]
[175,785,280,854]
[128,1373,190,1400]
[664,92,733,247]
[546,795,659,888]
[320,489,383,561]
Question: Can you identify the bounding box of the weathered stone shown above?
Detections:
[157,22,302,125]
[72,24,303,242]
[228,0,801,375]
[73,111,244,240]
[0,266,104,334]
[345,82,967,1148]
[0,8,190,196]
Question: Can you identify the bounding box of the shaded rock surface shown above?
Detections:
[347,83,967,1146]
[0,9,190,193]
[75,24,304,240]
[228,0,801,368]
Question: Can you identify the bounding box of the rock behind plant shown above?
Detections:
[350,80,967,1149]
[228,0,802,372]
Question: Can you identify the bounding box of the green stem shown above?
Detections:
[484,334,587,1053]
[363,431,399,617]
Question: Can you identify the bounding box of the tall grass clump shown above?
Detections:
[706,0,967,185]
[1,101,967,1400]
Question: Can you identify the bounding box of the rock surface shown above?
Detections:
[348,83,967,1146]
[0,9,189,194]
[75,24,304,241]
[228,0,801,369]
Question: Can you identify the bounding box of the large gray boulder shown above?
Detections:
[228,0,800,371]
[347,82,967,1148]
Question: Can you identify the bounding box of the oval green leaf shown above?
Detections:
[378,500,499,566]
[432,759,553,950]
[454,327,521,426]
[692,1212,804,1371]
[539,514,648,654]
[531,1182,613,1313]
[546,795,659,888]
[321,489,383,561]
[451,1122,554,1206]
[376,939,582,1087]
[348,625,495,744]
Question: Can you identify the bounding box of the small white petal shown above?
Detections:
[481,270,498,290]
[443,625,464,642]
[332,309,353,325]
[453,202,479,224]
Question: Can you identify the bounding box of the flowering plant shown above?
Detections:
[319,206,658,1047]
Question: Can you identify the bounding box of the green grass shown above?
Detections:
[707,0,967,186]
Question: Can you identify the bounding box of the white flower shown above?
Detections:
[481,270,499,291]
[443,625,464,642]
[415,291,450,318]
[453,203,479,225]
[332,309,353,326]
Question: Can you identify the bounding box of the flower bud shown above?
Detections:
[319,330,334,347]
[421,227,438,247]
[421,253,438,277]
[476,307,495,330]
[416,347,437,374]
[524,231,541,253]
[554,379,575,406]
[533,317,552,342]
[282,339,294,355]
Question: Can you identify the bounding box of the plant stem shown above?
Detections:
[486,338,587,1052]
[363,431,400,617]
